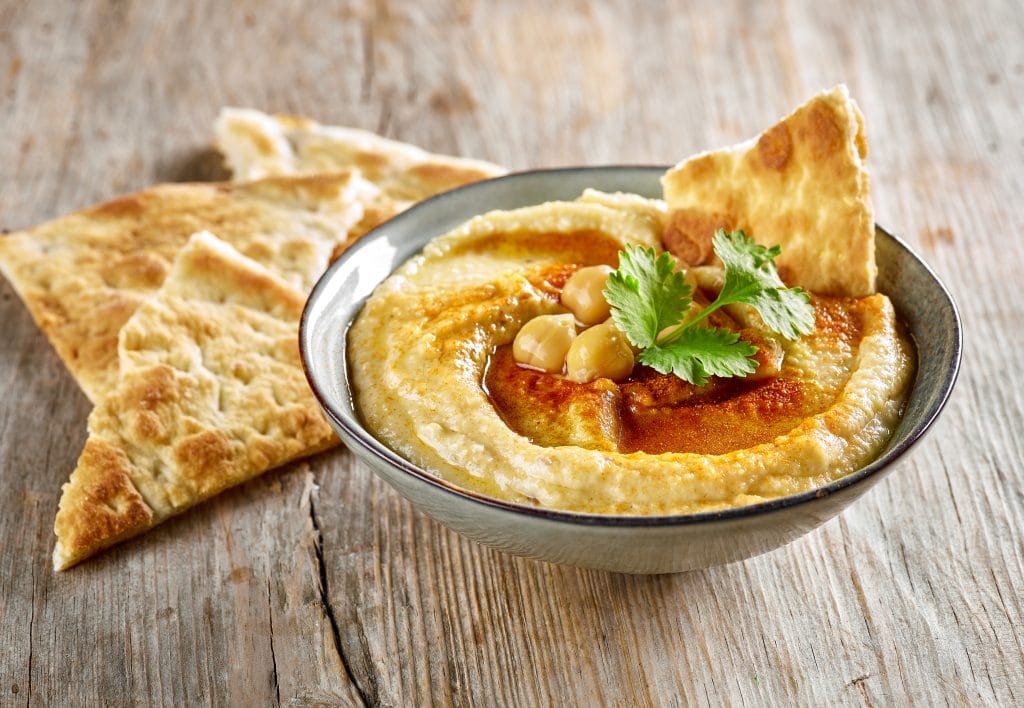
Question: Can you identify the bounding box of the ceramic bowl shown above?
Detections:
[300,167,961,574]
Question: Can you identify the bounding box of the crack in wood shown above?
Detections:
[25,560,33,708]
[266,579,280,707]
[308,482,371,707]
[850,673,873,707]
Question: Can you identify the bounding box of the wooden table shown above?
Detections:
[2,1,1021,705]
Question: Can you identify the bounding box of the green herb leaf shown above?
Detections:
[603,245,692,349]
[604,230,815,385]
[639,327,758,387]
[711,230,815,340]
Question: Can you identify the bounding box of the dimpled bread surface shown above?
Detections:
[52,232,337,570]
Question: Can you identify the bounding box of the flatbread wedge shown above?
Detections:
[215,108,506,240]
[661,84,875,297]
[52,232,336,570]
[0,172,379,401]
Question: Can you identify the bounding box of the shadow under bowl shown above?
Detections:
[300,167,962,574]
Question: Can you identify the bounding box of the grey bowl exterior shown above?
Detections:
[300,167,961,574]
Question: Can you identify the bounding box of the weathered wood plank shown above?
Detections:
[1,0,1022,706]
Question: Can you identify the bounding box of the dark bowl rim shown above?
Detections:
[300,165,963,528]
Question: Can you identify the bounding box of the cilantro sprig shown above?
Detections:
[603,230,814,386]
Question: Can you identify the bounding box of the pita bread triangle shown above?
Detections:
[53,232,337,570]
[215,108,506,240]
[661,84,875,297]
[0,172,380,402]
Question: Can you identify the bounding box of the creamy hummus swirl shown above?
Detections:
[348,193,913,515]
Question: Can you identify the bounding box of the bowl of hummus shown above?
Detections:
[301,88,961,574]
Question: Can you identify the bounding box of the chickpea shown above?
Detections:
[561,265,613,326]
[656,301,703,343]
[688,265,723,294]
[649,267,701,343]
[657,322,683,342]
[742,329,784,381]
[673,261,702,290]
[512,314,577,372]
[565,321,634,383]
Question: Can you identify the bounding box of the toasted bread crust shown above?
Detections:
[661,85,875,297]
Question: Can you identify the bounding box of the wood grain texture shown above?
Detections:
[1,0,1022,705]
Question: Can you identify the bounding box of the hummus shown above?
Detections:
[348,193,914,515]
